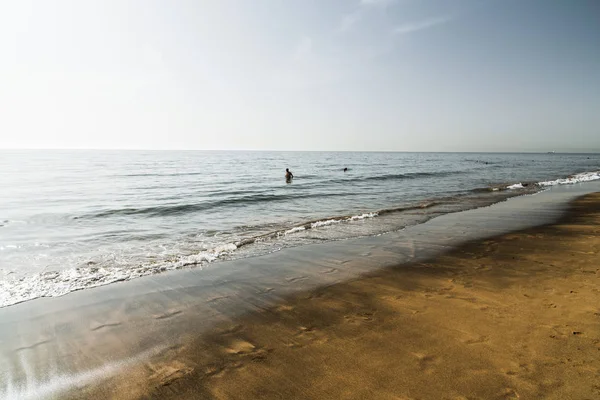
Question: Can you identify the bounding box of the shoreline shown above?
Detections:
[3,166,599,309]
[0,184,537,309]
[1,183,599,399]
[81,192,600,399]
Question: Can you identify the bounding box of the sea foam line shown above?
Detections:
[504,170,600,190]
[0,211,380,308]
[0,244,238,308]
[538,170,600,186]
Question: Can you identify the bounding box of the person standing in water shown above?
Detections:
[285,168,293,181]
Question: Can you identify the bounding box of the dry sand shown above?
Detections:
[75,193,600,399]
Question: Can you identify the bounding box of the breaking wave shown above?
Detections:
[0,211,381,308]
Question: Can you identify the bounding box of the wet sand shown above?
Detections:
[68,193,600,399]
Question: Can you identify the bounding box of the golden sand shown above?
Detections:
[75,193,600,399]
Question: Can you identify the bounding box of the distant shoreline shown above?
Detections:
[1,148,600,154]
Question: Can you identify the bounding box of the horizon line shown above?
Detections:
[0,148,598,154]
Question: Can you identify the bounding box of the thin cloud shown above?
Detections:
[337,0,397,33]
[292,36,312,61]
[392,15,454,35]
[361,0,396,6]
[338,12,362,33]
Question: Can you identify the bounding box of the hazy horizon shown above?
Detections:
[2,148,599,155]
[1,0,599,153]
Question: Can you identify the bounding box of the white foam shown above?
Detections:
[284,226,306,235]
[538,170,600,187]
[308,212,378,230]
[347,212,378,221]
[311,219,341,229]
[506,183,524,190]
[211,243,237,254]
[0,243,239,308]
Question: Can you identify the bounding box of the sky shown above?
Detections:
[0,0,599,152]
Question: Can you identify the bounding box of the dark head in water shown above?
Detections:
[343,167,348,172]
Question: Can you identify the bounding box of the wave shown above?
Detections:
[0,244,237,308]
[234,211,382,247]
[284,226,306,235]
[0,210,382,308]
[119,171,207,178]
[376,202,439,215]
[4,168,599,308]
[470,169,600,193]
[85,192,358,219]
[87,170,468,220]
[464,159,502,165]
[0,190,519,309]
[538,170,600,186]
[490,170,600,191]
[347,170,467,184]
[292,170,469,191]
[232,204,440,248]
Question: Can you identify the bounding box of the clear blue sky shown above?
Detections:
[1,0,598,152]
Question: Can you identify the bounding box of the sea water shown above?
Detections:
[1,150,598,307]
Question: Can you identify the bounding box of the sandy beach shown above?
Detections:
[57,192,598,399]
[2,1,599,398]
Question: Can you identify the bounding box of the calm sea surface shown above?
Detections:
[1,150,599,307]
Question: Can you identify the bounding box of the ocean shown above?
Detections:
[1,150,599,307]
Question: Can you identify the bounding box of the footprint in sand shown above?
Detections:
[499,387,520,399]
[90,321,122,331]
[344,311,375,324]
[15,339,53,352]
[482,240,499,253]
[203,364,225,378]
[222,338,271,366]
[216,324,244,335]
[474,264,492,271]
[148,360,193,387]
[225,339,256,354]
[292,326,329,346]
[518,362,535,373]
[321,267,338,274]
[447,295,479,304]
[153,310,183,320]
[276,304,294,312]
[464,335,489,345]
[286,276,308,283]
[206,295,231,303]
[335,260,351,265]
[437,285,455,294]
[412,353,440,374]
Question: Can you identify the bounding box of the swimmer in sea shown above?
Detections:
[343,167,348,172]
[285,168,293,181]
